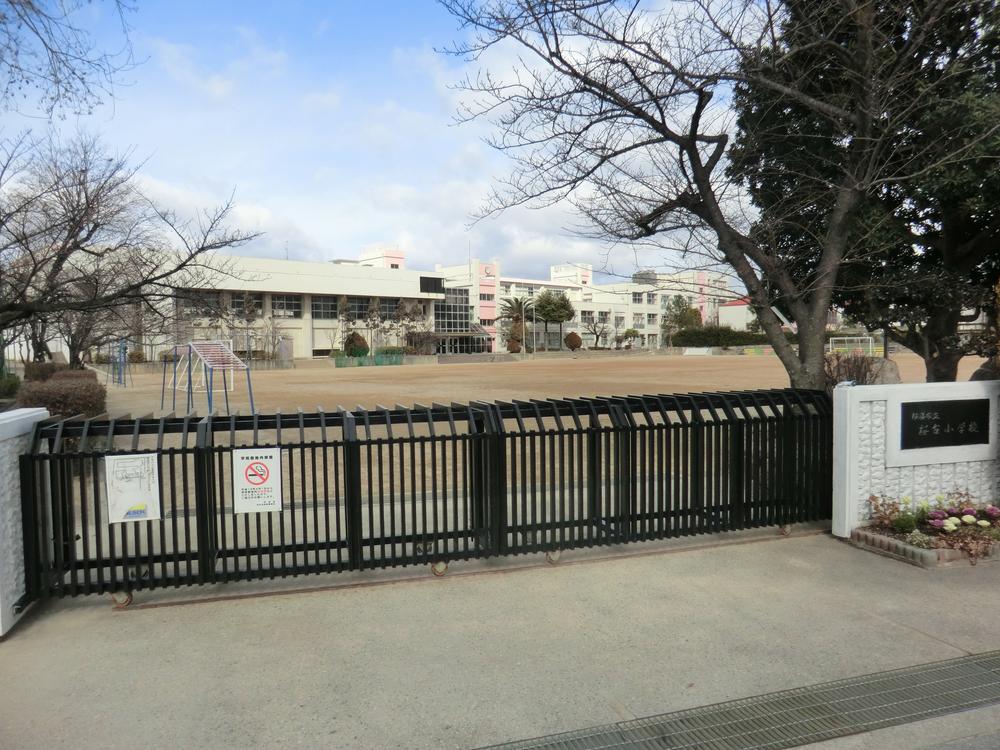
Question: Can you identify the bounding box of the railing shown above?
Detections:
[18,388,831,600]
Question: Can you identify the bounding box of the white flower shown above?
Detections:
[962,515,978,525]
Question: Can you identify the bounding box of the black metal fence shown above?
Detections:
[18,388,831,601]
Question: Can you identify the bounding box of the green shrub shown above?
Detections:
[93,352,110,365]
[16,380,107,417]
[507,339,522,354]
[23,361,70,381]
[0,373,20,398]
[375,346,405,356]
[891,512,917,534]
[344,332,369,357]
[52,369,98,381]
[127,349,147,363]
[159,350,181,362]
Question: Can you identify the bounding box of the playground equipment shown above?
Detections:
[161,340,255,415]
[105,339,134,387]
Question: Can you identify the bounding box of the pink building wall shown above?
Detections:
[479,262,498,350]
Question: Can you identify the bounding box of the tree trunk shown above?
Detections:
[789,317,829,391]
[558,322,563,349]
[925,352,963,382]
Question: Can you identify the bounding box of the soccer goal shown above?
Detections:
[827,336,876,356]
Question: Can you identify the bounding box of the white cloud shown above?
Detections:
[302,87,342,112]
[151,39,234,99]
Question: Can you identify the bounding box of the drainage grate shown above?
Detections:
[478,651,1000,750]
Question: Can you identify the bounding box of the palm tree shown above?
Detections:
[499,296,534,323]
[499,296,534,351]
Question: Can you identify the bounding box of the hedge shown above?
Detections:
[0,373,20,398]
[23,361,70,381]
[51,369,99,381]
[16,380,107,416]
[673,326,769,347]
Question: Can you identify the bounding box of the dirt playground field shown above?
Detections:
[107,352,985,416]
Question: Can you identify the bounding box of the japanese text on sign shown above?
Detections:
[232,447,282,513]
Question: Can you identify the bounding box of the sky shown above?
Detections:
[4,0,656,281]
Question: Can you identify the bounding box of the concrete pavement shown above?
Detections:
[1,531,998,749]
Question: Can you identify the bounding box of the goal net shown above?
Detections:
[827,336,876,356]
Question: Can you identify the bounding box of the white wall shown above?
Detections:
[718,304,751,331]
[0,408,49,638]
[832,381,1000,538]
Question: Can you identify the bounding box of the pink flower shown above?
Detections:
[946,507,960,516]
[961,507,977,516]
[928,519,945,529]
[928,510,947,520]
[985,506,1000,519]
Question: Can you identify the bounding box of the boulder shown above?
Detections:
[868,357,901,385]
[970,357,1000,381]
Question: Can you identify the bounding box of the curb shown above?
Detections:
[849,527,1000,568]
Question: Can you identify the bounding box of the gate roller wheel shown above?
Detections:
[110,591,133,609]
[545,550,561,565]
[431,561,448,577]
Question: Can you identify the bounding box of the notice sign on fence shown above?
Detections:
[105,454,161,523]
[233,448,282,513]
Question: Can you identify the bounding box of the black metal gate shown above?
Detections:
[17,388,831,603]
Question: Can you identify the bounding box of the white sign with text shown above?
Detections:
[233,447,283,513]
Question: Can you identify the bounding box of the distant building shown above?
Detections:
[20,249,734,362]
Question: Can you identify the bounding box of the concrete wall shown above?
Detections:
[718,303,751,331]
[0,408,49,638]
[832,381,1000,538]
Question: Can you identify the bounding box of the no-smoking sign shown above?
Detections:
[233,448,281,513]
[244,461,269,485]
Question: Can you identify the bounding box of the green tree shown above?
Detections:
[532,290,559,349]
[534,290,576,349]
[622,328,639,348]
[552,292,576,348]
[727,2,1000,381]
[660,296,702,348]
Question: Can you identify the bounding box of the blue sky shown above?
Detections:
[6,1,643,279]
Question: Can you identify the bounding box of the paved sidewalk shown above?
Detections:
[1,531,998,749]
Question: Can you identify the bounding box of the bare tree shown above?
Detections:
[0,0,134,116]
[582,319,609,349]
[441,1,998,389]
[0,134,259,339]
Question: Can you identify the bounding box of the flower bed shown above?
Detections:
[860,492,1000,565]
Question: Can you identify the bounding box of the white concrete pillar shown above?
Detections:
[0,407,49,638]
[831,383,857,538]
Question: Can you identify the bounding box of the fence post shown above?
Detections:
[193,417,217,584]
[610,404,633,541]
[689,401,706,531]
[18,455,41,607]
[488,406,507,556]
[341,412,364,569]
[586,415,601,535]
